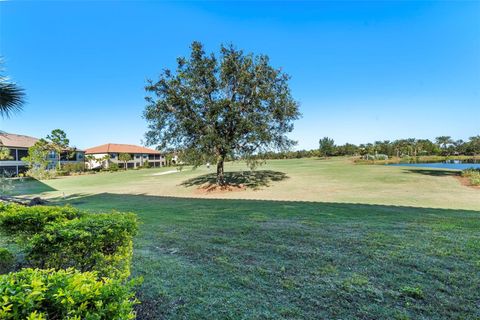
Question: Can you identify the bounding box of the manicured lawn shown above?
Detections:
[14,157,480,210]
[10,158,480,319]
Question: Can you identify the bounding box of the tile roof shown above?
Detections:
[85,143,161,155]
[0,133,38,148]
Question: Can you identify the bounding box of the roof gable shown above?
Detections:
[0,133,39,148]
[85,143,161,155]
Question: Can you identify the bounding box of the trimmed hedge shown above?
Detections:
[27,213,138,280]
[0,205,140,318]
[0,204,83,236]
[0,268,137,319]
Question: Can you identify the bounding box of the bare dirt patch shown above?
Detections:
[455,176,480,189]
[193,183,247,194]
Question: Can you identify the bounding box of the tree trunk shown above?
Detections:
[57,153,62,170]
[216,156,225,185]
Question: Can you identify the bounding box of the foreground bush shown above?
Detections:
[28,212,138,280]
[0,268,137,319]
[0,204,83,236]
[0,248,14,274]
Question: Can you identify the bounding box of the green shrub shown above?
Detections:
[25,167,57,180]
[0,268,137,319]
[0,248,14,274]
[0,204,83,237]
[28,212,138,280]
[62,162,85,174]
[108,163,120,171]
[462,169,480,186]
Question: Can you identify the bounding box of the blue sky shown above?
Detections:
[1,1,479,150]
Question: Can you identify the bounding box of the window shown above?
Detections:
[17,149,28,160]
[110,153,117,159]
[0,166,16,176]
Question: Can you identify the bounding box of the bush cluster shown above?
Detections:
[462,169,480,186]
[0,204,83,236]
[25,167,57,180]
[108,162,120,171]
[0,268,137,320]
[0,248,14,274]
[28,212,138,279]
[57,162,87,176]
[0,204,139,319]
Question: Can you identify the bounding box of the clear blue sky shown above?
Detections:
[1,1,479,150]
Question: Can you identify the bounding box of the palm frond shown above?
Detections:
[0,80,25,118]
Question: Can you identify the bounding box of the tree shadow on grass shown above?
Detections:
[402,169,460,177]
[10,178,57,196]
[180,170,288,190]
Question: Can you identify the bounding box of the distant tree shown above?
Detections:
[118,153,132,170]
[318,137,335,157]
[452,139,466,155]
[100,154,111,169]
[0,61,25,118]
[339,143,358,156]
[165,154,173,167]
[435,136,453,155]
[46,129,70,170]
[144,42,300,185]
[469,136,480,159]
[84,154,96,169]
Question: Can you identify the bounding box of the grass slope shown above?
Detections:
[10,158,480,319]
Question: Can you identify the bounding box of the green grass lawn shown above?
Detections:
[9,158,480,319]
[14,157,480,210]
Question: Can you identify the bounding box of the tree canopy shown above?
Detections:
[118,153,132,170]
[319,137,335,157]
[144,42,300,184]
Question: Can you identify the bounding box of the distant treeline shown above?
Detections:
[251,136,480,160]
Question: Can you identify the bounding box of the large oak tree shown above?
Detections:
[144,42,300,185]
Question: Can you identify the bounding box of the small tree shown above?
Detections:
[0,146,12,160]
[144,42,300,185]
[22,139,50,168]
[319,137,335,157]
[46,129,70,170]
[118,153,132,170]
[99,154,111,169]
[84,154,96,169]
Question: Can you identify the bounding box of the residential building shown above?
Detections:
[0,133,85,176]
[85,143,165,169]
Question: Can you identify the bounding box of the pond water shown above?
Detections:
[389,162,480,170]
